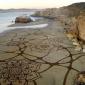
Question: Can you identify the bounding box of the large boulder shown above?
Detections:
[15,16,32,23]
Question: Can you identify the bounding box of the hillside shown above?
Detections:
[33,2,85,18]
[64,2,85,17]
[67,2,85,10]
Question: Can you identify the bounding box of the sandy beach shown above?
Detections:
[0,16,84,85]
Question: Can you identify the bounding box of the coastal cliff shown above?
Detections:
[33,2,85,49]
[34,2,85,18]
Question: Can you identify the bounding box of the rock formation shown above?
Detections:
[77,12,85,41]
[15,16,32,23]
[67,12,85,41]
[34,2,85,18]
[65,11,85,51]
[75,71,85,85]
[34,8,58,18]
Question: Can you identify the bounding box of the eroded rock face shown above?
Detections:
[77,13,85,41]
[65,12,85,51]
[34,8,59,18]
[68,12,85,42]
[66,17,78,38]
[15,16,32,23]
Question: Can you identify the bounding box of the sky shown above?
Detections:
[0,0,85,9]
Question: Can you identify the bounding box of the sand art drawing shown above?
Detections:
[0,30,84,85]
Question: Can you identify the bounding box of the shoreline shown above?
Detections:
[0,18,50,35]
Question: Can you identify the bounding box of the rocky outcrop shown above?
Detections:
[33,8,58,18]
[68,11,85,42]
[65,11,85,51]
[34,2,85,19]
[77,12,85,41]
[15,16,32,23]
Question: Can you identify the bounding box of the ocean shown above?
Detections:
[0,11,36,33]
[0,11,34,24]
[0,11,48,33]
